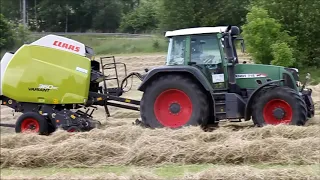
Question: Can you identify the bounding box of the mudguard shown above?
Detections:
[244,79,284,120]
[137,65,214,92]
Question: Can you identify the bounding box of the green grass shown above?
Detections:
[300,67,320,85]
[1,164,320,179]
[0,164,213,179]
[28,34,168,56]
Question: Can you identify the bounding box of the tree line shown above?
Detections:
[1,0,320,68]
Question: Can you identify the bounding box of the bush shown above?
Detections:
[119,1,159,34]
[0,14,15,52]
[0,14,31,55]
[270,42,295,67]
[241,6,296,66]
[12,23,31,47]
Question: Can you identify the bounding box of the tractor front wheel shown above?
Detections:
[15,112,49,135]
[252,86,308,126]
[140,74,210,128]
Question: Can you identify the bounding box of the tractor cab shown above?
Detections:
[165,26,228,66]
[165,26,242,88]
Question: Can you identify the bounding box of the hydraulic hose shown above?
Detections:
[120,72,145,92]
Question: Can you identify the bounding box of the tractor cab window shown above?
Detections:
[190,34,223,65]
[166,36,186,65]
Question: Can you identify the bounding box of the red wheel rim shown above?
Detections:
[21,118,40,133]
[263,99,293,125]
[154,89,193,128]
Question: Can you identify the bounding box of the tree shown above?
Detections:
[251,0,320,67]
[242,6,295,66]
[0,0,21,23]
[119,0,159,33]
[0,14,15,52]
[158,0,250,31]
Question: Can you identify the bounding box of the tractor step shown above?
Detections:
[212,92,246,121]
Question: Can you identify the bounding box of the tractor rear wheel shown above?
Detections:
[140,74,210,128]
[15,112,49,135]
[252,86,307,126]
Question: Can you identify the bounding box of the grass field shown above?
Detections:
[28,34,169,55]
[2,164,320,179]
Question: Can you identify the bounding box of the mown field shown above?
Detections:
[0,36,320,180]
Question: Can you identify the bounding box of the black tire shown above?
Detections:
[252,86,307,126]
[140,74,210,128]
[15,112,49,135]
[47,123,57,134]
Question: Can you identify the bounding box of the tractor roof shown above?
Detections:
[165,26,228,37]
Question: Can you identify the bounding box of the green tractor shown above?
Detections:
[0,25,315,134]
[138,25,315,128]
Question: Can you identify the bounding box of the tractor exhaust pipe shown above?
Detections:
[223,26,240,89]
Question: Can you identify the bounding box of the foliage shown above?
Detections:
[159,0,250,31]
[270,42,295,67]
[0,13,32,54]
[250,0,320,68]
[0,14,15,52]
[242,6,295,65]
[119,0,159,33]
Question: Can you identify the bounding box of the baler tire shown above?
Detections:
[140,74,210,129]
[252,86,307,126]
[15,112,49,135]
[47,123,56,134]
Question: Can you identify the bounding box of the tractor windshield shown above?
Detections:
[190,34,223,65]
[166,36,186,65]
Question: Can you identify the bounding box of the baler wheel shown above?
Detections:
[252,86,307,126]
[15,112,49,135]
[67,126,82,132]
[140,74,210,128]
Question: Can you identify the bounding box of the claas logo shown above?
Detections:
[53,41,80,52]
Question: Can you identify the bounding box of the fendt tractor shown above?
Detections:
[0,25,315,134]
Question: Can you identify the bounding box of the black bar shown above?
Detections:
[103,67,116,70]
[104,105,111,117]
[108,95,140,105]
[0,123,15,128]
[105,78,118,80]
[105,102,140,111]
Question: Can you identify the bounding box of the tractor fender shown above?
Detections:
[138,65,214,92]
[244,79,284,120]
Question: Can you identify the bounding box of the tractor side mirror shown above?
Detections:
[230,26,240,36]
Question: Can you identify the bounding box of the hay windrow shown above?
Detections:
[1,124,320,168]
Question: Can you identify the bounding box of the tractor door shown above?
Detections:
[166,36,188,65]
[189,34,226,88]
